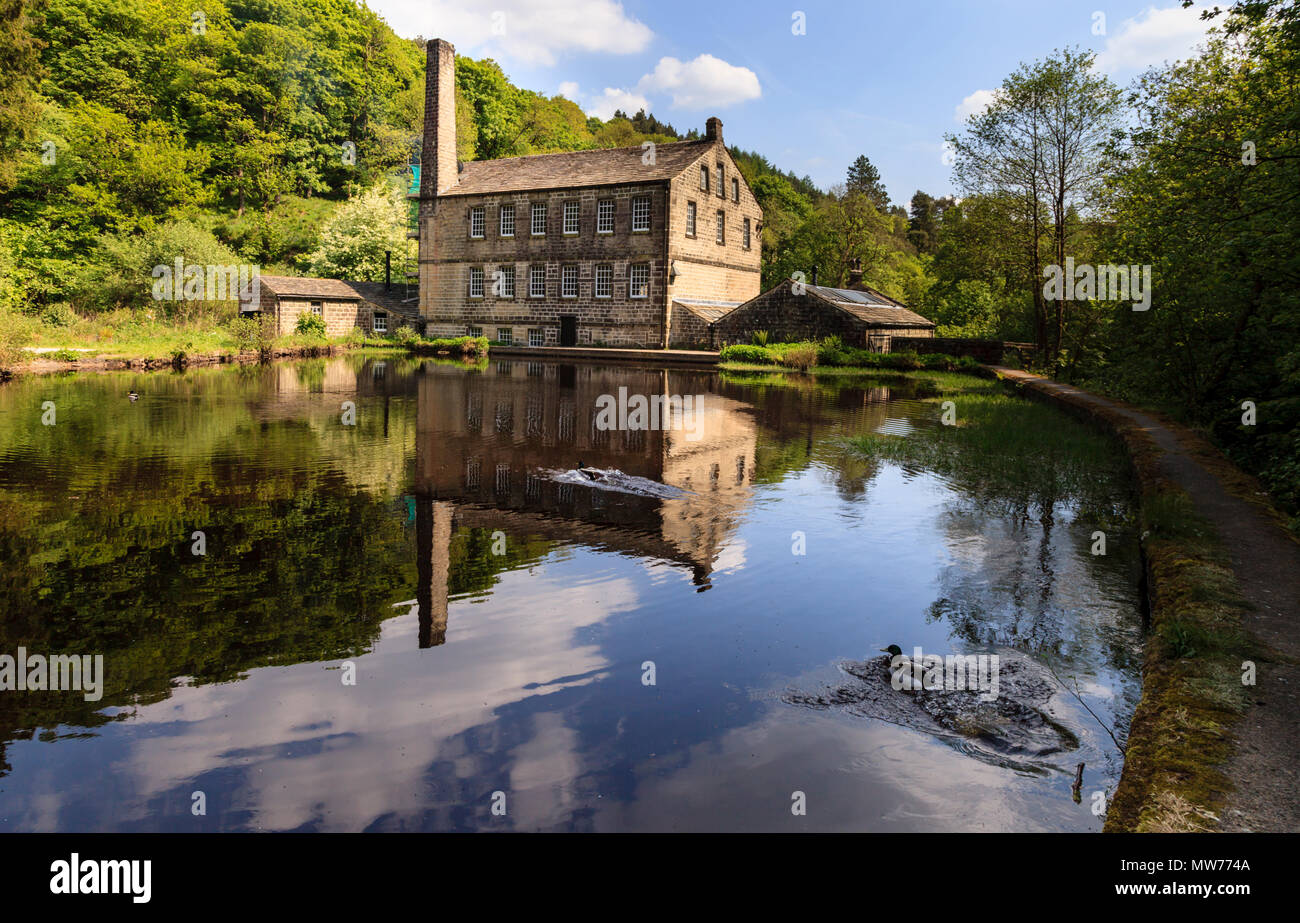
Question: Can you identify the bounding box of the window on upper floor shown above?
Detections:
[469,267,484,298]
[529,265,545,297]
[531,203,547,235]
[561,265,578,298]
[499,204,515,237]
[732,177,740,203]
[717,162,725,198]
[743,217,751,249]
[495,265,515,298]
[700,165,709,192]
[686,201,696,237]
[596,200,614,234]
[631,196,651,232]
[716,210,725,245]
[563,201,580,235]
[469,206,485,238]
[595,264,612,298]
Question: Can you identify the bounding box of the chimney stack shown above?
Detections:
[848,257,863,287]
[811,265,818,286]
[421,39,458,200]
[705,117,723,144]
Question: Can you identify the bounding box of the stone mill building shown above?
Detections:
[415,39,764,348]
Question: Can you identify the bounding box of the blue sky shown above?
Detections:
[369,1,1216,208]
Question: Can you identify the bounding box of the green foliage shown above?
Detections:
[719,344,778,365]
[779,343,818,370]
[295,312,327,338]
[305,181,410,282]
[750,329,770,346]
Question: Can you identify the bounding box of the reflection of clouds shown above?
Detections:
[11,564,635,832]
[591,708,1080,832]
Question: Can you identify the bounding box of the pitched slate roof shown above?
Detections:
[672,299,741,323]
[809,283,934,328]
[438,139,716,197]
[255,276,418,315]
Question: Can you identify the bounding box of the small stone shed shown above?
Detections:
[711,271,935,350]
[239,276,421,337]
[669,298,741,349]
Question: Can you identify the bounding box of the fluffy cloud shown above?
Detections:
[635,54,762,109]
[585,87,653,120]
[1095,3,1215,73]
[954,88,997,122]
[371,0,653,65]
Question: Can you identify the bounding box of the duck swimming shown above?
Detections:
[576,460,606,482]
[879,644,923,691]
[127,390,138,402]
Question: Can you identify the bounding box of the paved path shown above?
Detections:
[993,369,1300,832]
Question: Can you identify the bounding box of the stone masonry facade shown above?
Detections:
[417,39,762,348]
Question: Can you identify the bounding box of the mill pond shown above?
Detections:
[0,356,1144,831]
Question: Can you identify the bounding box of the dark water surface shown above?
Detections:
[0,356,1143,831]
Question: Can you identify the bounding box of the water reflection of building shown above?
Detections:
[414,360,757,646]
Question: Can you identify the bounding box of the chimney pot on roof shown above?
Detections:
[848,257,863,287]
[705,117,723,143]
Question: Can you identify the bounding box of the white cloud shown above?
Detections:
[557,81,580,100]
[586,87,652,120]
[954,89,997,122]
[635,54,762,109]
[370,0,653,66]
[1095,3,1215,73]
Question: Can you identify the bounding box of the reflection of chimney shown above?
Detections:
[705,116,723,143]
[848,257,863,288]
[420,39,458,200]
[385,250,391,291]
[416,497,455,648]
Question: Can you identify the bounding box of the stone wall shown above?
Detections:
[668,308,713,349]
[276,296,375,338]
[712,281,866,346]
[421,183,670,347]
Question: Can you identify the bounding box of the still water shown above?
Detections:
[0,356,1143,831]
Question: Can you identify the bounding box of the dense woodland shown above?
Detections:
[0,0,1296,520]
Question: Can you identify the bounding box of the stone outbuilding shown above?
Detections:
[711,262,935,350]
[239,276,422,337]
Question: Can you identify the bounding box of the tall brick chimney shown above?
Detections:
[705,117,723,143]
[421,39,458,199]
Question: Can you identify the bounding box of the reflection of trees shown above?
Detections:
[0,359,551,775]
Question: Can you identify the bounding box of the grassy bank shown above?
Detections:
[718,339,984,373]
[0,309,487,376]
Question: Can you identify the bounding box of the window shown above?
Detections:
[563,201,580,235]
[631,196,651,232]
[499,204,515,237]
[597,200,614,234]
[716,210,725,245]
[468,326,483,338]
[528,328,544,347]
[732,177,740,203]
[686,201,696,237]
[629,264,649,299]
[529,265,545,297]
[742,217,751,249]
[469,205,485,238]
[561,265,578,298]
[700,165,709,191]
[372,311,387,333]
[717,163,725,198]
[595,263,612,298]
[531,202,547,236]
[469,267,484,298]
[497,327,513,345]
[310,301,323,315]
[495,265,515,298]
